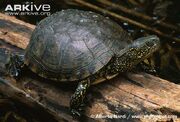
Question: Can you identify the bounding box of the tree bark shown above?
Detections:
[0,13,179,122]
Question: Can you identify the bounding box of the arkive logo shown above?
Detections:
[4,2,51,16]
[5,2,50,11]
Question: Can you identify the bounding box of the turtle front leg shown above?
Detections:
[70,79,90,117]
[137,60,157,75]
[6,54,25,79]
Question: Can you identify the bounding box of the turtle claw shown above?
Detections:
[79,103,86,107]
[9,64,19,77]
[71,108,81,117]
[78,104,86,112]
[6,54,24,79]
[70,104,86,118]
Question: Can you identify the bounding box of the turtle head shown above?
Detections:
[114,35,160,72]
[128,35,160,60]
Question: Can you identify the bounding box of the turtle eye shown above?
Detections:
[146,41,154,47]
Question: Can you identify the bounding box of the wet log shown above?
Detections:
[0,13,180,122]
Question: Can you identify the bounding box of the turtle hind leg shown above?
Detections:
[70,79,90,117]
[6,54,25,79]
